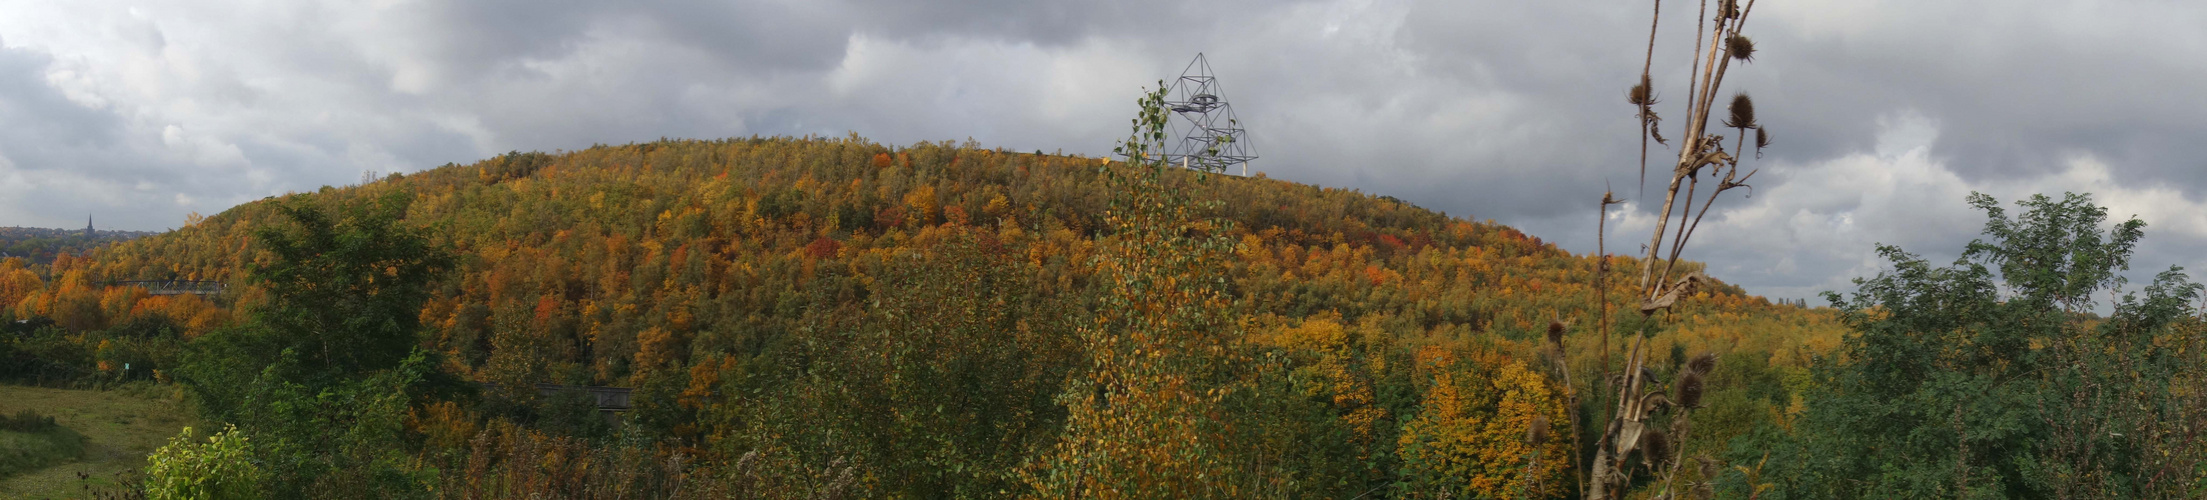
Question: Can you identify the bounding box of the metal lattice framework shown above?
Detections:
[102,280,225,296]
[1161,53,1257,175]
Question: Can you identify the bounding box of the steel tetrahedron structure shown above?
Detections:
[1161,53,1256,175]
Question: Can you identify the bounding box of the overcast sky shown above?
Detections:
[3,0,2205,303]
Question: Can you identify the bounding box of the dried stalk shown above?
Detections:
[1597,191,1622,384]
[1586,0,1771,497]
[1637,0,1663,191]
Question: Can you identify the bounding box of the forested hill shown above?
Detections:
[35,136,1844,496]
[89,136,1831,354]
[0,226,159,266]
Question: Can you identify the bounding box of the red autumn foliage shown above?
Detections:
[804,237,841,259]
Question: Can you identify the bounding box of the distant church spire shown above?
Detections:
[86,214,95,237]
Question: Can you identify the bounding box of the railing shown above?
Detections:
[102,280,226,296]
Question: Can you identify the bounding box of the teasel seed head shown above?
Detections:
[1724,93,1758,129]
[1639,391,1674,415]
[1527,415,1551,446]
[1754,126,1772,158]
[1547,320,1567,349]
[1719,0,1740,19]
[1728,35,1757,63]
[1642,428,1673,468]
[1688,351,1718,375]
[1677,370,1706,409]
[1627,76,1655,106]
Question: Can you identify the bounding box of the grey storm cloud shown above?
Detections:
[2,0,2205,305]
[0,42,126,157]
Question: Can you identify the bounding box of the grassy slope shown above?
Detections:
[0,384,193,499]
[0,427,83,480]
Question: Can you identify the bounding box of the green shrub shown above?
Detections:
[145,424,268,500]
[0,326,95,384]
[0,408,60,432]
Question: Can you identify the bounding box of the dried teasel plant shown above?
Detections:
[1640,427,1673,471]
[1687,351,1718,376]
[1677,370,1706,409]
[1582,0,1772,497]
[1679,456,1722,500]
[1723,93,1756,130]
[1535,317,1586,492]
[1520,412,1559,498]
[1645,352,1722,498]
[1727,35,1756,63]
[1627,75,1658,108]
[1754,126,1771,158]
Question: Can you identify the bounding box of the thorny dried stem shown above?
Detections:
[1585,0,1771,498]
[1598,190,1623,383]
[1637,0,1663,192]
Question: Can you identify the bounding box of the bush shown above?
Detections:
[0,326,95,384]
[145,424,268,500]
[0,317,186,387]
[0,409,60,432]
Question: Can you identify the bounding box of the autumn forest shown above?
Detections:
[3,6,2205,495]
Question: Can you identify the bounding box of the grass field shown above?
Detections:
[0,384,194,499]
[0,416,87,479]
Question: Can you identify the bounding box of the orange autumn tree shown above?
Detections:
[46,257,107,332]
[0,257,44,314]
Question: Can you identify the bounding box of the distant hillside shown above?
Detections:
[43,136,1843,496]
[88,136,1832,347]
[0,226,159,266]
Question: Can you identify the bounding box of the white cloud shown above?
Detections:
[1,0,2205,307]
[1649,109,2207,304]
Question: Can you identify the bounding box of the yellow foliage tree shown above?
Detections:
[1396,345,1573,498]
[1022,85,1250,498]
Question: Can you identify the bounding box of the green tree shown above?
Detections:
[758,231,1079,497]
[248,192,452,378]
[176,192,452,498]
[1740,192,2207,498]
[1021,84,1254,497]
